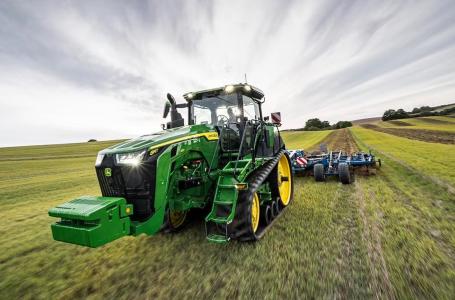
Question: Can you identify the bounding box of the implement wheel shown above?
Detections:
[339,163,352,184]
[314,164,325,182]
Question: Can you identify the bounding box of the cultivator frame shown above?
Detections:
[287,149,381,184]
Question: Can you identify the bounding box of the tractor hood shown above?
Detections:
[100,124,218,155]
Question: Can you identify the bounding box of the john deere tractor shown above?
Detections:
[49,84,293,247]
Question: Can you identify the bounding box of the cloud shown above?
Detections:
[0,0,454,146]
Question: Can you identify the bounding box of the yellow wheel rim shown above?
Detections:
[278,155,292,206]
[169,210,187,228]
[251,193,260,233]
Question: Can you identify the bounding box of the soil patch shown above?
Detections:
[309,129,359,153]
[387,120,412,126]
[360,124,455,144]
[415,117,454,125]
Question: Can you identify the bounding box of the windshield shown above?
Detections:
[192,93,260,126]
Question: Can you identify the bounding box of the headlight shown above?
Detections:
[95,153,104,166]
[224,85,235,93]
[115,150,146,166]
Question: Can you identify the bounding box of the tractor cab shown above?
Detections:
[164,84,269,155]
[163,84,264,128]
[184,84,264,126]
[185,84,264,153]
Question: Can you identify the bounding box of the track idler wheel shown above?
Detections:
[269,152,294,207]
[163,209,188,232]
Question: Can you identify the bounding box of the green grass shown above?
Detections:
[350,126,455,187]
[280,130,332,149]
[1,129,454,299]
[379,116,455,132]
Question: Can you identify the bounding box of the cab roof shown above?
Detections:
[183,84,264,102]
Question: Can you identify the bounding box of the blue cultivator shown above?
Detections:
[286,149,381,184]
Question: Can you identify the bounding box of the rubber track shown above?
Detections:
[229,149,290,241]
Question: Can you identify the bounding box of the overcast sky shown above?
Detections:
[1,0,455,146]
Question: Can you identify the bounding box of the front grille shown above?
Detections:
[96,168,125,197]
[95,150,162,220]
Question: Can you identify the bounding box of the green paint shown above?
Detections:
[48,84,286,247]
[48,196,133,248]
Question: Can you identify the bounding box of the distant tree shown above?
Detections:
[304,118,323,130]
[420,111,435,117]
[394,109,410,119]
[382,108,409,121]
[303,118,333,130]
[382,109,396,121]
[420,106,432,112]
[332,121,353,129]
[88,139,97,142]
[440,107,455,115]
[321,121,331,129]
[411,107,421,114]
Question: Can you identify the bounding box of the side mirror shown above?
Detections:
[264,116,270,122]
[163,93,176,119]
[163,101,171,118]
[167,93,176,105]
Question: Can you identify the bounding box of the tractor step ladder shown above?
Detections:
[205,178,239,243]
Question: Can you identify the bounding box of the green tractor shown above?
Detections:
[49,84,294,247]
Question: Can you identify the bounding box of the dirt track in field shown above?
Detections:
[387,120,412,126]
[309,128,359,153]
[361,124,455,144]
[416,118,454,125]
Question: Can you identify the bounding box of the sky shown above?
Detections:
[1,0,455,147]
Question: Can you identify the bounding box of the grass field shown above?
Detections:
[280,130,332,149]
[1,127,454,299]
[379,116,455,132]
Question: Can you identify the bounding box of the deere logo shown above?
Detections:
[104,168,112,177]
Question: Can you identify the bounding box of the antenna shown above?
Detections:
[244,73,248,84]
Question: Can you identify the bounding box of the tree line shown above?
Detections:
[287,118,353,131]
[382,104,455,121]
